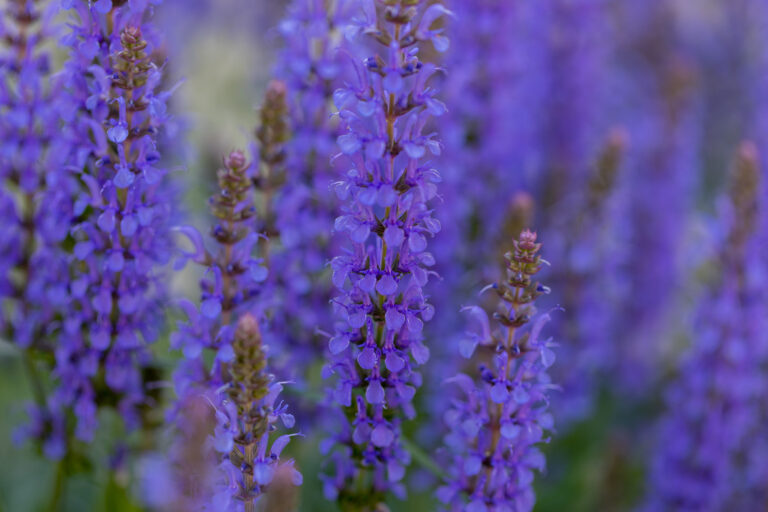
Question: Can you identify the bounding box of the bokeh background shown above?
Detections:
[1,0,767,510]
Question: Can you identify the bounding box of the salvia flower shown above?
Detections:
[0,0,75,457]
[321,0,450,507]
[263,0,354,380]
[169,150,299,511]
[212,313,301,511]
[50,1,174,450]
[438,230,556,512]
[642,142,768,511]
[172,150,266,394]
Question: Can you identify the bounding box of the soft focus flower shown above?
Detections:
[166,150,298,510]
[11,1,174,454]
[439,230,556,512]
[642,143,768,511]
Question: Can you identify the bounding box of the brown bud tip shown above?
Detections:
[737,140,759,166]
[607,127,628,150]
[121,26,142,45]
[519,229,538,250]
[266,80,287,99]
[236,313,260,339]
[510,192,534,218]
[225,150,247,170]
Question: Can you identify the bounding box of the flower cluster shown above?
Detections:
[643,142,768,511]
[169,150,298,511]
[321,0,450,507]
[172,150,266,395]
[213,314,301,510]
[439,230,556,512]
[263,0,353,380]
[0,0,71,345]
[18,1,174,457]
[0,0,77,460]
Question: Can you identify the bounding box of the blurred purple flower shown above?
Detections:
[642,143,768,511]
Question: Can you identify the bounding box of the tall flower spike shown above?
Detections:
[322,0,450,508]
[439,230,556,512]
[172,150,266,395]
[642,142,768,511]
[0,0,75,459]
[253,80,289,243]
[36,1,174,456]
[215,313,301,511]
[166,150,298,511]
[265,0,354,383]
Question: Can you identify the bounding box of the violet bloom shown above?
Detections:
[0,0,72,347]
[261,0,353,380]
[612,0,701,389]
[169,151,299,511]
[438,230,556,512]
[321,0,450,507]
[642,143,768,511]
[212,314,301,511]
[53,2,173,447]
[172,150,266,398]
[0,0,77,458]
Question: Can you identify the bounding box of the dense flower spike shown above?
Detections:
[439,230,556,512]
[266,0,353,379]
[214,314,301,511]
[642,143,768,511]
[32,1,174,454]
[172,150,266,395]
[321,0,450,508]
[0,0,75,458]
[168,150,298,511]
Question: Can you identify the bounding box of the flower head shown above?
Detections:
[439,230,556,512]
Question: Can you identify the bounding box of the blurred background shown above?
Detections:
[1,0,767,510]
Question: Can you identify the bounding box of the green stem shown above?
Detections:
[400,436,448,481]
[48,457,66,512]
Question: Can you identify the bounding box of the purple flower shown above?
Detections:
[210,314,302,510]
[439,231,556,512]
[48,4,174,448]
[255,0,355,385]
[642,143,768,511]
[321,0,451,507]
[163,151,300,510]
[171,151,264,388]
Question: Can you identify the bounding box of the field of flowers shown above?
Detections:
[1,1,767,511]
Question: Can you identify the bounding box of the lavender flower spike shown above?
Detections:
[322,0,450,508]
[164,150,299,511]
[642,142,768,511]
[0,0,75,459]
[50,0,174,451]
[214,313,302,511]
[439,230,556,512]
